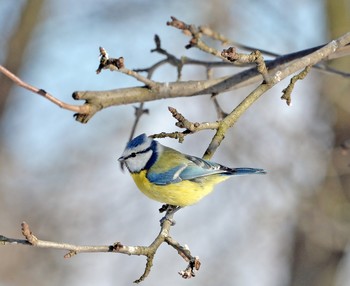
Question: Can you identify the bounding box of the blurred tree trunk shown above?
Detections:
[289,1,350,286]
[0,1,45,284]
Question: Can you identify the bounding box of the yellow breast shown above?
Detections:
[131,170,230,207]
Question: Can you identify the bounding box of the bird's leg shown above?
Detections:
[159,204,182,226]
[158,204,170,214]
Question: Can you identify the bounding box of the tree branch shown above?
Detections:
[1,214,200,283]
[281,65,312,105]
[72,32,350,123]
[1,33,349,124]
[201,32,350,158]
[0,65,87,114]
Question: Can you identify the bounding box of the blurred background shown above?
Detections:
[0,0,349,285]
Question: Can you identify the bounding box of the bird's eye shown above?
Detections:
[130,152,136,158]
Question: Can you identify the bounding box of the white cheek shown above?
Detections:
[126,151,153,172]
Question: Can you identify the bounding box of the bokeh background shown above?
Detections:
[1,1,349,285]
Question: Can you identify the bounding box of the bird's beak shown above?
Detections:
[118,156,126,171]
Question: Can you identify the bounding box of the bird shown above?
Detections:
[118,133,266,208]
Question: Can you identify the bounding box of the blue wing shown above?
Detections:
[147,155,231,185]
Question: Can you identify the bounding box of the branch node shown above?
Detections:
[149,34,184,80]
[21,222,38,245]
[153,34,161,50]
[64,250,77,258]
[281,65,312,106]
[166,16,191,33]
[96,47,125,74]
[112,241,124,252]
[221,46,238,62]
[150,131,188,143]
[222,47,269,80]
[167,17,224,58]
[168,106,195,132]
[178,256,201,279]
[133,105,149,117]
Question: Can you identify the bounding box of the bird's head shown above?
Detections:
[118,133,160,173]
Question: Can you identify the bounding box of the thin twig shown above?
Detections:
[0,65,86,113]
[281,65,312,106]
[221,47,269,82]
[168,106,220,132]
[206,67,228,119]
[200,23,350,76]
[73,32,350,126]
[203,33,350,159]
[1,213,200,284]
[167,16,227,60]
[2,33,349,125]
[129,103,149,141]
[150,106,220,142]
[119,67,157,88]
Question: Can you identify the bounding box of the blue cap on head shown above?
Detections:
[126,133,149,149]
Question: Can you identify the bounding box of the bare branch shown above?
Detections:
[281,65,312,106]
[203,34,350,159]
[1,32,349,125]
[221,47,269,82]
[0,65,86,113]
[129,104,149,140]
[150,106,221,143]
[1,214,200,284]
[4,28,344,157]
[167,16,227,60]
[96,47,157,88]
[73,33,350,124]
[206,67,228,119]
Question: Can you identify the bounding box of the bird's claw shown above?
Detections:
[159,204,182,226]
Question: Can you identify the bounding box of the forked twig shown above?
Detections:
[1,214,200,283]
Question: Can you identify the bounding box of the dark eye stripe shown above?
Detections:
[125,146,152,160]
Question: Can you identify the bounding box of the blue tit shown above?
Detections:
[118,133,266,207]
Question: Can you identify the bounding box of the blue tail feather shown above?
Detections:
[230,168,266,176]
